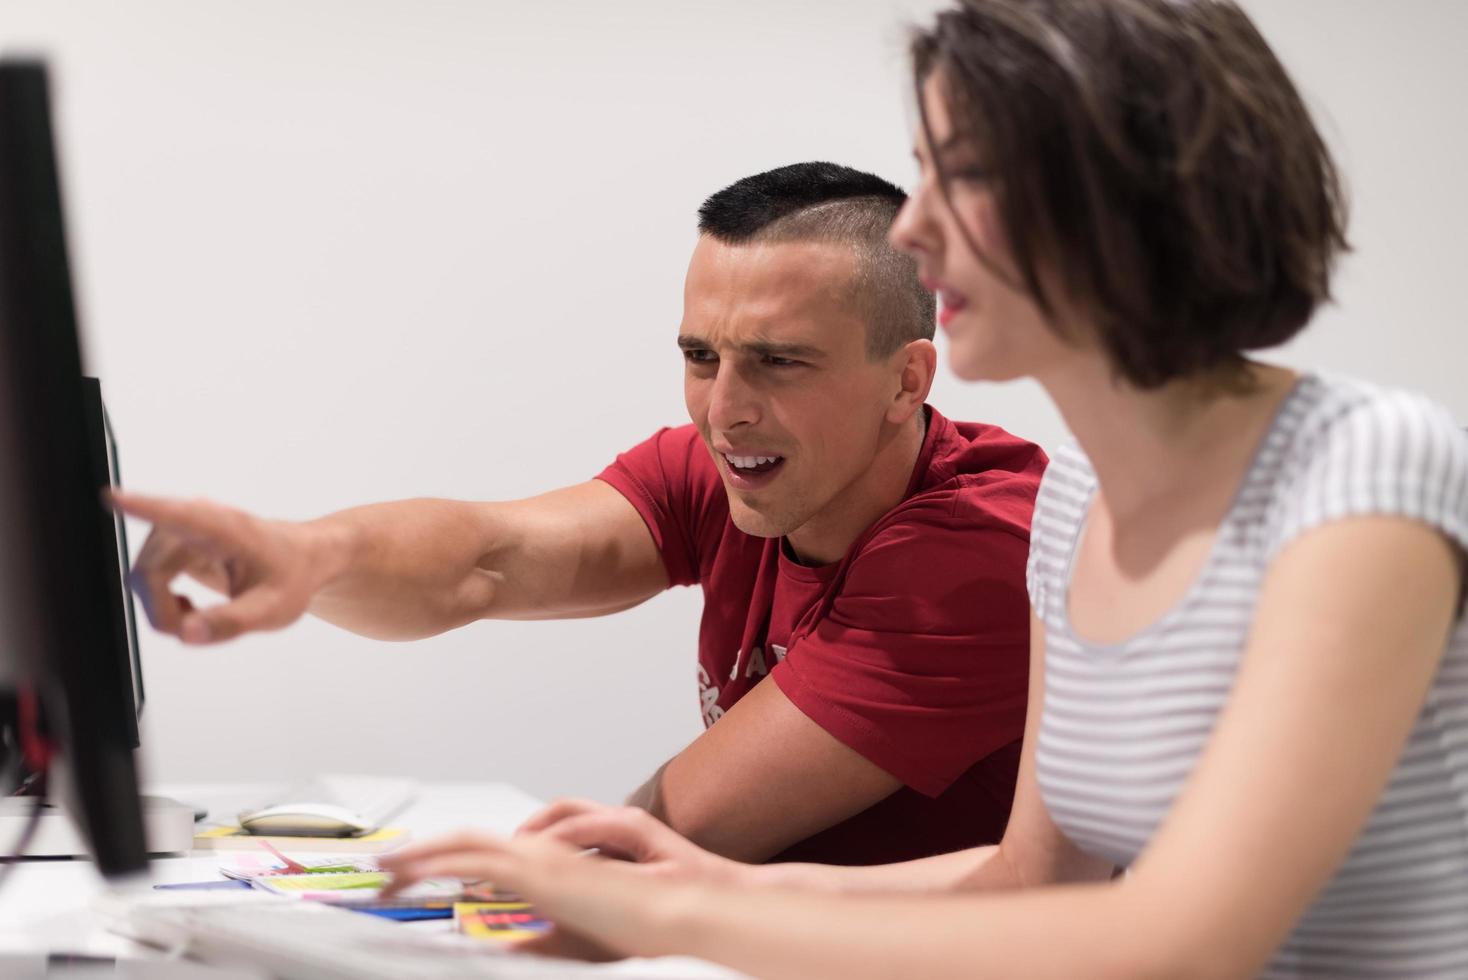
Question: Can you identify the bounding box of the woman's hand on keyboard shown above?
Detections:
[515,798,747,885]
[379,829,705,962]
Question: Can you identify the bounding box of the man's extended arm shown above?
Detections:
[115,480,667,644]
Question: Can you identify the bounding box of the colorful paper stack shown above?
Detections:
[454,901,553,942]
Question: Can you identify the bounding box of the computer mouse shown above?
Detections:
[237,802,373,838]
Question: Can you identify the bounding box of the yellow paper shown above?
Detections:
[454,901,551,942]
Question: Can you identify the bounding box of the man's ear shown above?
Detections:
[887,338,938,425]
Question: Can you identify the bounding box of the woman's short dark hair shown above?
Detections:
[912,0,1350,388]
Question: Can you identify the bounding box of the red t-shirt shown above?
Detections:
[597,406,1045,865]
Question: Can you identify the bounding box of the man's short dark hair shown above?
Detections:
[698,162,936,359]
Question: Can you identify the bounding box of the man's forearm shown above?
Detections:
[626,761,671,818]
[305,498,509,641]
[624,759,1000,895]
[302,482,668,642]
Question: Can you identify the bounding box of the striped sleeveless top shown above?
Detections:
[1029,373,1468,978]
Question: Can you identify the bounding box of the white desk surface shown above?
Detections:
[0,781,743,979]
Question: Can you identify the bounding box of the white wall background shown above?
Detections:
[1,0,1463,806]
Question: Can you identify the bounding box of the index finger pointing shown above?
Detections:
[109,490,245,543]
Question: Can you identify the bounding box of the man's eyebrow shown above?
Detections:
[742,340,824,360]
[676,335,824,360]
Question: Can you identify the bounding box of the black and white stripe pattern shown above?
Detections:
[1030,374,1468,978]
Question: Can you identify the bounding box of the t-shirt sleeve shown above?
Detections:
[1024,444,1089,622]
[1268,390,1468,563]
[771,516,1032,798]
[1026,474,1055,619]
[595,426,723,587]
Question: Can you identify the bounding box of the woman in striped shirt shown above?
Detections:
[384,2,1468,975]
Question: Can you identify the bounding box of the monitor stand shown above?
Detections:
[0,795,195,857]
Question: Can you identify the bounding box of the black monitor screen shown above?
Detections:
[84,376,145,748]
[0,58,147,878]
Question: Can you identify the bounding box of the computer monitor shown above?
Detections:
[0,58,148,878]
[84,376,147,750]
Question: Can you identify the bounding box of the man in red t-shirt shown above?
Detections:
[597,412,1040,864]
[117,162,1045,866]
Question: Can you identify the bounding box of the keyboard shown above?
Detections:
[238,775,417,834]
[107,892,604,979]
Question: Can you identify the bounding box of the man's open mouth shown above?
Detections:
[722,453,784,476]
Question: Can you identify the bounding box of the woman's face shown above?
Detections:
[889,73,1071,383]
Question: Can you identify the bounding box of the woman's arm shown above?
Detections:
[385,516,1461,979]
[628,516,1465,978]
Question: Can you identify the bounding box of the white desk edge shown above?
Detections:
[0,780,742,979]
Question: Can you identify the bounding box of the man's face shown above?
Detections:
[680,236,903,540]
